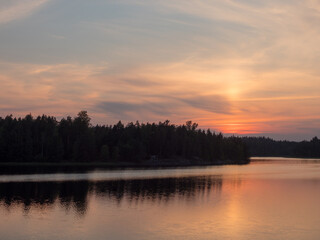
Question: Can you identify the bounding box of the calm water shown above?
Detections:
[1,158,320,240]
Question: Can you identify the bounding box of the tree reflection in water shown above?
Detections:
[0,176,237,216]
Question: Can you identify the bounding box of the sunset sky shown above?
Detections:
[0,0,319,140]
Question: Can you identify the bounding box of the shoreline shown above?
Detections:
[0,160,249,169]
[251,156,320,161]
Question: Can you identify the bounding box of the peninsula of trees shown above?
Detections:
[243,137,320,158]
[0,111,249,165]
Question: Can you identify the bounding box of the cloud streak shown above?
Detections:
[0,0,49,25]
[95,94,231,120]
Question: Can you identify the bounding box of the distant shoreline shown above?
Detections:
[251,156,320,161]
[0,160,249,169]
[3,156,319,169]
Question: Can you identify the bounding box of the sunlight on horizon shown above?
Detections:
[0,0,319,140]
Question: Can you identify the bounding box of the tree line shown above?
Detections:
[242,136,320,158]
[0,111,249,164]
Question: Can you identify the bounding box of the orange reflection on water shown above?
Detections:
[1,160,320,239]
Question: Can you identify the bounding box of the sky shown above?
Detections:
[0,0,319,140]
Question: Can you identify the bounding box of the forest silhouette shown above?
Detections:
[243,136,320,158]
[0,111,249,165]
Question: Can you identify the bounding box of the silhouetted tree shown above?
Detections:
[242,136,320,158]
[0,112,250,164]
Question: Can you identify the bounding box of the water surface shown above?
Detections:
[1,158,320,240]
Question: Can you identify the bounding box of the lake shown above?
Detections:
[1,157,320,240]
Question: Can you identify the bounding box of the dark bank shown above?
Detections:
[0,111,249,168]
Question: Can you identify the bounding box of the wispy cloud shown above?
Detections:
[95,94,231,120]
[0,0,49,25]
[50,34,66,40]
